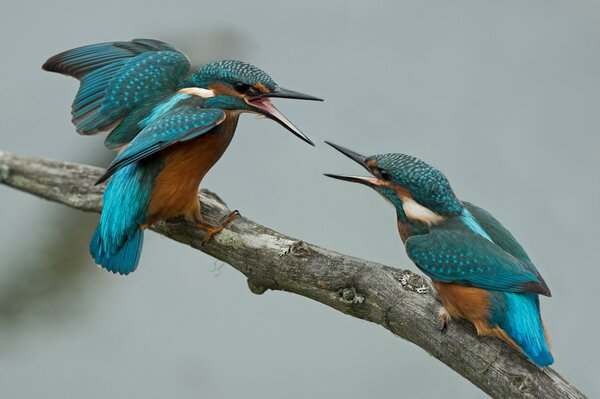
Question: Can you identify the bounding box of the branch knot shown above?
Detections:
[337,287,365,304]
[279,240,311,257]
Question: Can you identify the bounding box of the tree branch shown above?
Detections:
[0,150,586,399]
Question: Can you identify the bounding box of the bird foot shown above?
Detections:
[197,210,240,245]
[439,306,451,333]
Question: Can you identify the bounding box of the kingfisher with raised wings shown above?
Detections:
[43,39,322,275]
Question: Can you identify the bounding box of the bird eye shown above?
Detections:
[379,169,391,181]
[233,82,251,93]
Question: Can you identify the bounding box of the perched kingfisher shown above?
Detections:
[43,39,322,275]
[324,142,553,367]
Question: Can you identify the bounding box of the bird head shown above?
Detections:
[324,141,463,224]
[187,60,322,145]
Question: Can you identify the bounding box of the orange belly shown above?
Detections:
[434,281,491,322]
[433,281,520,349]
[145,119,236,225]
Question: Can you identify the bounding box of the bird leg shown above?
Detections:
[196,210,240,245]
[438,306,451,333]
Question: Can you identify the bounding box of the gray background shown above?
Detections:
[1,0,599,397]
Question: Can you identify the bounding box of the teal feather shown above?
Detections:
[490,292,553,366]
[97,100,225,183]
[43,39,191,138]
[331,149,554,366]
[370,153,463,216]
[103,99,167,149]
[42,38,181,78]
[458,207,553,366]
[460,208,493,241]
[45,39,312,276]
[89,161,160,275]
[463,202,549,291]
[90,226,143,275]
[406,226,548,295]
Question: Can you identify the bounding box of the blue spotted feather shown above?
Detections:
[43,39,191,144]
[89,99,226,274]
[97,101,225,183]
[406,228,549,295]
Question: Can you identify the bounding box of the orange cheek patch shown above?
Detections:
[393,186,412,200]
[374,179,413,200]
[208,82,239,97]
[254,83,270,94]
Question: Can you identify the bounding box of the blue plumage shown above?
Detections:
[89,162,158,275]
[406,223,549,295]
[324,143,554,367]
[495,292,553,366]
[45,39,321,275]
[466,206,553,366]
[90,225,143,275]
[43,39,190,141]
[42,39,179,78]
[369,153,464,215]
[97,98,226,183]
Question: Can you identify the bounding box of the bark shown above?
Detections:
[0,150,587,399]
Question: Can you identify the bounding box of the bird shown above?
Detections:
[42,38,322,275]
[324,141,553,367]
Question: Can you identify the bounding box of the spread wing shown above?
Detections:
[406,228,551,295]
[43,39,191,137]
[96,105,225,184]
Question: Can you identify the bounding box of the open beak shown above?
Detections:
[323,173,379,187]
[262,87,324,102]
[324,141,379,187]
[246,87,322,146]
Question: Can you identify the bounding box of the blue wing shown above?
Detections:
[96,105,225,183]
[43,39,179,78]
[405,228,550,295]
[43,39,190,138]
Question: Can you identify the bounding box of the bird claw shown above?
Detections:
[198,210,240,245]
[440,321,448,334]
[439,307,450,334]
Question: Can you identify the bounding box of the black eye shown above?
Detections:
[233,82,251,93]
[379,169,391,181]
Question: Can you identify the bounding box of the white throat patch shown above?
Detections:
[178,87,216,98]
[401,197,446,225]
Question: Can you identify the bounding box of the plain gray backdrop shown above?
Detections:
[1,0,599,397]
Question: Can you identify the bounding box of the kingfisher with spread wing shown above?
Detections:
[324,142,553,367]
[43,39,322,275]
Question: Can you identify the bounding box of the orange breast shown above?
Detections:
[145,116,237,225]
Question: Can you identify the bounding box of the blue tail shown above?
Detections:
[88,161,158,276]
[90,224,144,275]
[500,293,553,366]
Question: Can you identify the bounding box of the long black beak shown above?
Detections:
[246,94,317,146]
[262,87,324,102]
[324,141,379,186]
[323,173,378,186]
[324,141,369,170]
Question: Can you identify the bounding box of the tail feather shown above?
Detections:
[500,293,553,367]
[90,224,144,275]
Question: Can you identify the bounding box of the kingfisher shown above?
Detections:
[43,38,322,275]
[324,141,553,367]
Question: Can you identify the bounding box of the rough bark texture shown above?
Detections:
[0,150,587,399]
